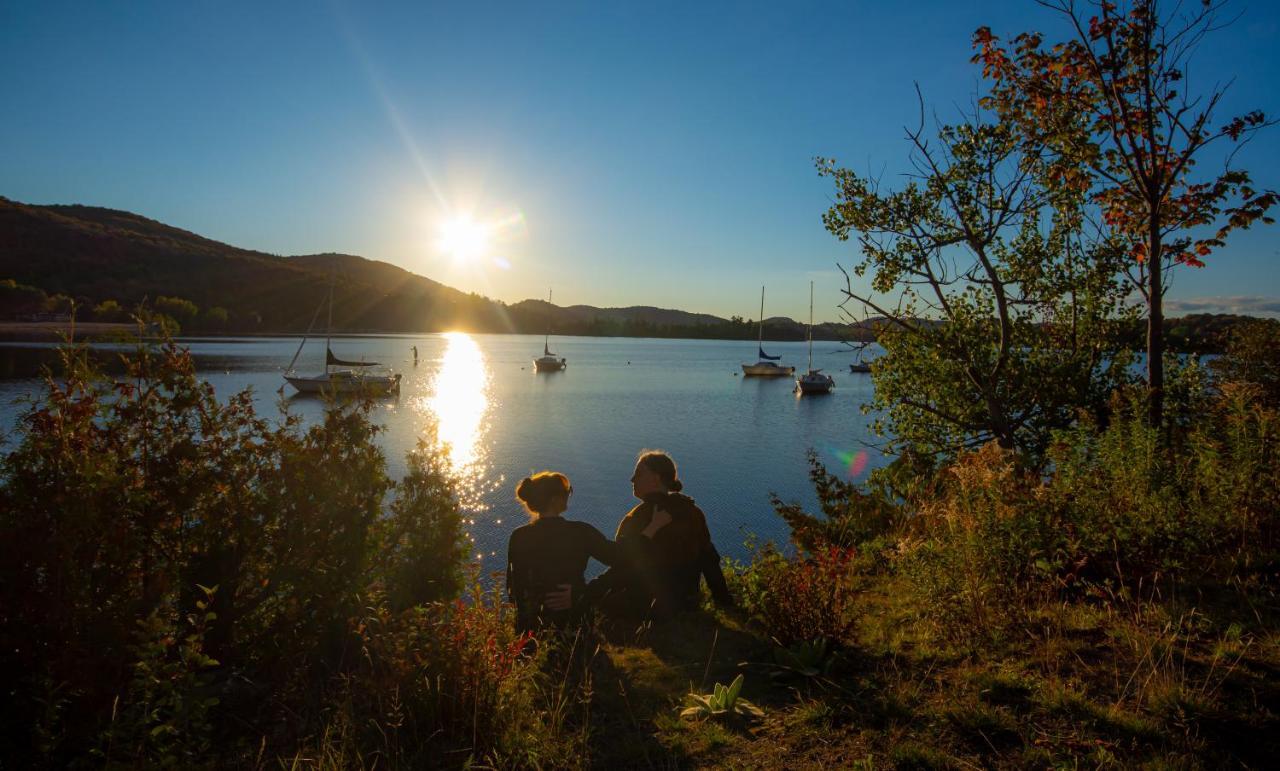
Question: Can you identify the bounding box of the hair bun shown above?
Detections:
[669,479,684,492]
[515,476,534,503]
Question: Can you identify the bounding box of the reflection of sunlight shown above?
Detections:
[415,332,496,510]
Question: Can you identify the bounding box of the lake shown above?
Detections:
[0,333,887,576]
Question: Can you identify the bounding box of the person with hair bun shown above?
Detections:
[506,471,669,633]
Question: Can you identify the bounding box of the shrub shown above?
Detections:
[338,583,540,766]
[897,442,1063,643]
[736,545,860,647]
[770,449,907,554]
[1210,318,1280,409]
[0,340,472,767]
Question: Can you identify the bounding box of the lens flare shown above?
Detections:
[833,448,870,479]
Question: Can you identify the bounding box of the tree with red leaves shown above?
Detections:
[973,0,1276,428]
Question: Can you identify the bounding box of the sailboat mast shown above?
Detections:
[326,258,335,375]
[808,281,814,371]
[758,285,765,349]
[545,288,552,351]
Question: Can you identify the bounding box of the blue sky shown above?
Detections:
[2,0,1278,321]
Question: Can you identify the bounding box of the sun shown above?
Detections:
[435,214,492,262]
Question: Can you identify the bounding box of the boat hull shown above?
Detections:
[796,371,835,394]
[285,372,401,395]
[533,356,567,372]
[741,362,794,377]
[849,363,871,373]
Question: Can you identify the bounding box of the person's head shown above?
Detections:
[631,450,682,499]
[515,471,572,519]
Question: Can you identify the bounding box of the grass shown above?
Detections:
[543,572,1280,770]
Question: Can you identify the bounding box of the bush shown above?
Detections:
[770,450,906,554]
[897,443,1063,643]
[337,584,540,766]
[0,340,476,767]
[1048,387,1280,583]
[735,545,860,647]
[1210,318,1280,409]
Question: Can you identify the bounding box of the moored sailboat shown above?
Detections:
[283,261,401,395]
[796,282,834,395]
[533,288,567,372]
[741,286,794,377]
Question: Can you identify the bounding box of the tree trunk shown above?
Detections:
[1147,226,1164,429]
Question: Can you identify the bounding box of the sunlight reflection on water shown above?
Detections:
[415,332,501,512]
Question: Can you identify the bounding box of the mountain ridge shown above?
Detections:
[0,196,873,340]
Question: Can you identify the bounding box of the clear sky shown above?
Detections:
[3,0,1278,321]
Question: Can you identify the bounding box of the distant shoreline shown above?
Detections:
[0,321,868,346]
[0,321,142,342]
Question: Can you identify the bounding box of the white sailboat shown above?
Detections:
[533,288,567,373]
[283,262,401,396]
[796,282,834,395]
[741,286,794,377]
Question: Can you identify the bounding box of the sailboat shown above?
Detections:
[741,286,794,377]
[796,282,835,395]
[533,288,567,373]
[283,261,401,395]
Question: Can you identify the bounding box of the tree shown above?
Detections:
[92,298,127,322]
[973,0,1277,428]
[155,295,199,327]
[819,102,1133,462]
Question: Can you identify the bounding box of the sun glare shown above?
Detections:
[435,214,492,262]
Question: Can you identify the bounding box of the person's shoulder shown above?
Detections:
[568,519,606,537]
[667,492,704,516]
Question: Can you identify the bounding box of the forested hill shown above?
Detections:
[0,197,505,333]
[0,196,876,340]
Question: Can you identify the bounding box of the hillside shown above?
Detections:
[0,196,875,340]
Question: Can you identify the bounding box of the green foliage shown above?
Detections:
[679,674,764,721]
[1211,318,1280,408]
[0,277,48,315]
[0,340,473,767]
[897,443,1063,643]
[95,586,221,769]
[734,545,860,647]
[154,295,198,326]
[820,114,1134,463]
[336,583,546,766]
[770,450,905,553]
[90,298,127,322]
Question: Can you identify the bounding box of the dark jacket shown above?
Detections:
[506,517,619,633]
[614,492,734,614]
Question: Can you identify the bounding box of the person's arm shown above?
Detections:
[692,511,734,608]
[582,523,621,567]
[699,540,734,608]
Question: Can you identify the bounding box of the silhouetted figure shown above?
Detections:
[555,451,733,621]
[506,472,668,634]
[612,451,734,616]
[412,345,418,365]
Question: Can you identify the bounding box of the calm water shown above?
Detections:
[0,334,886,575]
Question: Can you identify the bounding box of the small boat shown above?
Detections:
[849,362,871,374]
[283,260,401,396]
[534,288,567,373]
[741,286,794,377]
[285,351,401,396]
[796,282,834,395]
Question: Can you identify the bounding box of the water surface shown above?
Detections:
[0,334,887,575]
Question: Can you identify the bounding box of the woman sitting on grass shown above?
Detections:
[506,471,669,634]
